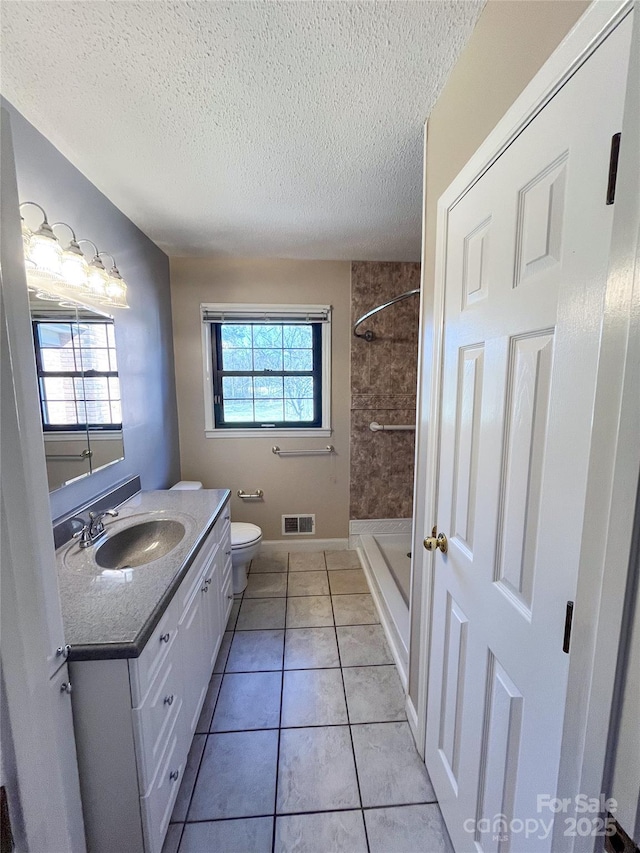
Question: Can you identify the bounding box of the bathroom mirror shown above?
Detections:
[29,292,125,492]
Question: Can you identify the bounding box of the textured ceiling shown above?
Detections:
[2,1,483,261]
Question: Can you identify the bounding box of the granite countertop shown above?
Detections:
[56,488,230,661]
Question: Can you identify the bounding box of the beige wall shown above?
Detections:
[423,0,589,294]
[408,0,589,704]
[170,257,351,541]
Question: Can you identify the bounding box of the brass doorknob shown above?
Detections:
[423,526,448,554]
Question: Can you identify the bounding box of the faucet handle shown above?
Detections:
[88,508,119,537]
[89,508,119,522]
[73,523,92,547]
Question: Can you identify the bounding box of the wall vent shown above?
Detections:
[282,514,315,535]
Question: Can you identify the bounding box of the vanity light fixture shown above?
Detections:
[97,252,128,309]
[19,201,130,309]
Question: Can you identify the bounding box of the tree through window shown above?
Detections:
[211,322,322,428]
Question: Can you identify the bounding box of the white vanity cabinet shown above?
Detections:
[69,502,231,853]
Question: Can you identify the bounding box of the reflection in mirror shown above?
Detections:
[29,293,125,491]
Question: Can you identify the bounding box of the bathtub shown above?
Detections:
[358,530,412,683]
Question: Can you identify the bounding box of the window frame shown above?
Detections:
[32,317,122,433]
[201,303,332,438]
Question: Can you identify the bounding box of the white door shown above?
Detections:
[1,108,86,851]
[424,17,632,853]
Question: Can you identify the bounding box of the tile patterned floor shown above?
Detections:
[165,550,453,853]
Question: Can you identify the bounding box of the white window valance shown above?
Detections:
[201,303,331,324]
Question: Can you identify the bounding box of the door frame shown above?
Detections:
[1,109,87,851]
[410,0,640,846]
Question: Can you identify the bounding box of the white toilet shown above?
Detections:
[170,481,262,594]
[229,521,262,593]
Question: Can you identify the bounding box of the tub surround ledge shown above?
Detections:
[56,488,230,660]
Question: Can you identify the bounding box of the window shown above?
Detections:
[201,304,331,437]
[33,318,122,431]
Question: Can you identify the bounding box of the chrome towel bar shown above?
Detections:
[45,449,93,460]
[237,489,264,499]
[369,422,415,432]
[272,445,335,456]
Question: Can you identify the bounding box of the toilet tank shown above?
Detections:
[170,481,203,490]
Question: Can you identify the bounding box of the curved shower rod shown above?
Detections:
[353,288,420,341]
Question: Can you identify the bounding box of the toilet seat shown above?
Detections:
[231,522,262,548]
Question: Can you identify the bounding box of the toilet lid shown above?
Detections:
[231,522,262,547]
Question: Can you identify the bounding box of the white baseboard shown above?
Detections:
[261,538,349,553]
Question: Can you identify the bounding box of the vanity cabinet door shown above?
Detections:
[201,546,222,673]
[220,537,233,630]
[48,664,86,853]
[178,573,209,739]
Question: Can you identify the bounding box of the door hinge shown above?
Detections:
[563,601,574,654]
[606,132,621,205]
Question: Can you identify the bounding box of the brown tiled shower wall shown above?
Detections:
[350,262,420,520]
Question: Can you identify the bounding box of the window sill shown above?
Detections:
[205,428,332,439]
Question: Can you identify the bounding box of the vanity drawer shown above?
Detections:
[129,595,179,707]
[140,728,183,853]
[132,654,183,794]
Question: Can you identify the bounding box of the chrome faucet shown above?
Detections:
[73,509,119,548]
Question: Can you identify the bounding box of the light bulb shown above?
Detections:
[103,265,129,308]
[87,264,110,298]
[112,280,128,308]
[29,230,63,277]
[61,245,89,289]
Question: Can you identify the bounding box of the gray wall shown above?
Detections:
[2,99,180,518]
